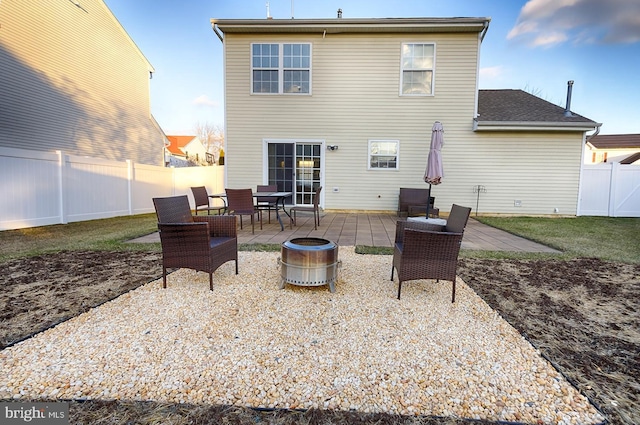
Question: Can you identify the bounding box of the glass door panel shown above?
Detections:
[267,141,321,206]
[295,143,321,206]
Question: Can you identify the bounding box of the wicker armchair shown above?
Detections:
[152,195,238,290]
[397,187,437,217]
[391,204,471,302]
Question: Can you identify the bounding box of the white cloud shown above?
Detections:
[479,66,504,79]
[193,95,219,108]
[508,0,640,46]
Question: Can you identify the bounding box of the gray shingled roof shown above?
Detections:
[476,89,598,128]
[588,133,640,149]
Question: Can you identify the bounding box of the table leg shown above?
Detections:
[275,196,292,231]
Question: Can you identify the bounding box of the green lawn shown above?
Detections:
[476,216,640,264]
[1,214,638,264]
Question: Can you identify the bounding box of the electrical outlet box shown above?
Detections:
[514,200,522,207]
[332,187,339,192]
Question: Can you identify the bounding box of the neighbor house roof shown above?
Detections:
[212,17,491,38]
[475,89,600,132]
[620,152,640,164]
[587,134,640,149]
[166,135,197,156]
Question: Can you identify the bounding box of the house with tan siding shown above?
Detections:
[211,17,600,215]
[0,0,166,166]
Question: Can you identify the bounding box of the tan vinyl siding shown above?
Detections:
[0,0,165,165]
[437,131,584,215]
[225,32,478,205]
[223,29,585,215]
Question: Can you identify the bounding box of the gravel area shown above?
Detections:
[0,248,604,424]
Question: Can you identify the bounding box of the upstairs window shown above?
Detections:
[368,140,399,170]
[400,43,434,96]
[252,43,311,94]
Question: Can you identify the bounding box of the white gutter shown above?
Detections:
[474,120,602,132]
[211,22,224,42]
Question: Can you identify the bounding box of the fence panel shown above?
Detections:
[0,147,62,229]
[579,163,640,217]
[64,154,131,222]
[612,164,640,217]
[0,147,225,231]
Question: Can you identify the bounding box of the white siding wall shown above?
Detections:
[223,31,586,215]
[0,0,165,165]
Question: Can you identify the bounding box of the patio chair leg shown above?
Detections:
[162,266,167,289]
[390,266,395,281]
[209,273,213,291]
[451,280,456,303]
[397,281,403,299]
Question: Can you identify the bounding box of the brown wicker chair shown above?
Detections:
[256,184,277,223]
[153,195,238,290]
[391,204,471,302]
[397,187,437,217]
[289,186,322,230]
[191,186,226,215]
[225,188,262,234]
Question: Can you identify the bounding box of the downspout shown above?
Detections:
[473,19,490,126]
[480,19,490,42]
[577,122,602,216]
[211,22,223,43]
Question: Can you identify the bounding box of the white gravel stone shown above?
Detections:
[0,248,604,424]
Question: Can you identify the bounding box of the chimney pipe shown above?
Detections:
[564,80,574,117]
[337,8,342,18]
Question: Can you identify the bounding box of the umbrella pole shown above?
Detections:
[426,183,431,218]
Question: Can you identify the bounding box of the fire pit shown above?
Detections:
[279,237,339,293]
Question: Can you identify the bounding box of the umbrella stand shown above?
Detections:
[425,183,431,218]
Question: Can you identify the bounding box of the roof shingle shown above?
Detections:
[476,89,597,127]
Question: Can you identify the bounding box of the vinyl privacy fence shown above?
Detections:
[578,163,640,217]
[0,147,224,231]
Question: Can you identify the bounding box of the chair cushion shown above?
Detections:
[210,237,235,248]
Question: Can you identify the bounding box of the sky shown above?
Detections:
[103,0,640,136]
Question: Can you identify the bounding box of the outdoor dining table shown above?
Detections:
[210,191,293,231]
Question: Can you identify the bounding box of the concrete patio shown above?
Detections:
[132,211,559,253]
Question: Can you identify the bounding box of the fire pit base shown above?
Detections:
[279,238,339,293]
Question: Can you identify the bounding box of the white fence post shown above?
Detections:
[57,150,67,224]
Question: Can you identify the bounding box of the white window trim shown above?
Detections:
[399,42,436,97]
[251,42,313,95]
[368,140,400,170]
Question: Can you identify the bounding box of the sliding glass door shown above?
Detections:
[267,141,322,206]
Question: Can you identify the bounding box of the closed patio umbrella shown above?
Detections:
[423,121,444,217]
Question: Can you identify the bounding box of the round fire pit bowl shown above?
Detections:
[279,237,339,293]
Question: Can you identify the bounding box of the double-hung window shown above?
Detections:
[400,43,435,95]
[368,140,399,170]
[252,43,311,94]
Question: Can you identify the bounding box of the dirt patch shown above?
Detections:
[458,258,640,425]
[1,252,638,424]
[0,251,162,349]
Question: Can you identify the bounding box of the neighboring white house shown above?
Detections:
[0,0,167,166]
[211,16,600,215]
[584,134,640,165]
[165,135,212,167]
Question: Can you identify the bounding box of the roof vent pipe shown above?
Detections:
[564,80,574,117]
[337,8,342,18]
